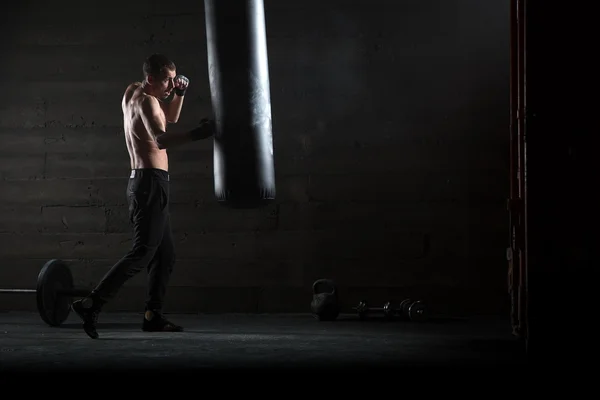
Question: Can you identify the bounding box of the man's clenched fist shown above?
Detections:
[189,118,215,141]
[174,75,189,96]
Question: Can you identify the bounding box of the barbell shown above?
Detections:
[0,259,90,327]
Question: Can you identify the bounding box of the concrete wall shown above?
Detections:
[0,0,510,316]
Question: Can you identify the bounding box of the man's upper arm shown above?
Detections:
[139,96,166,138]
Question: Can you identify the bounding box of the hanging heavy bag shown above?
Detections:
[204,0,276,209]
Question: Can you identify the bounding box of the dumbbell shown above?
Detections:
[354,300,397,320]
[397,298,428,322]
[354,299,429,322]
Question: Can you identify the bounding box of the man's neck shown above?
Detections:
[140,81,166,102]
[141,81,152,95]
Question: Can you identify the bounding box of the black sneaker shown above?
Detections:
[142,311,183,332]
[72,299,100,339]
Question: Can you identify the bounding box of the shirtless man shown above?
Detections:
[71,54,214,339]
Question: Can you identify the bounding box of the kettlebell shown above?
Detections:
[311,278,340,321]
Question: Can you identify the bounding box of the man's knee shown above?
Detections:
[127,244,160,268]
[165,248,176,273]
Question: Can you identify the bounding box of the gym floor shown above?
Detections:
[0,312,526,373]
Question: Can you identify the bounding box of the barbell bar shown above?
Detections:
[0,259,91,327]
[0,288,90,296]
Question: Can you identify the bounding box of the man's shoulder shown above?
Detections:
[126,81,142,91]
[123,82,142,97]
[122,83,147,113]
[125,85,156,105]
[134,93,163,117]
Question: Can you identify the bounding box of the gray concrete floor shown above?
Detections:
[0,312,526,372]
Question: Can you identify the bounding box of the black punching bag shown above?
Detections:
[204,0,276,208]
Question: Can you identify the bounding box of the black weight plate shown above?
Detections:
[408,301,428,322]
[36,259,73,327]
[399,298,412,316]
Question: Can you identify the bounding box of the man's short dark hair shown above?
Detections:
[143,54,176,78]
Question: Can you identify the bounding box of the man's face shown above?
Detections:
[148,68,176,99]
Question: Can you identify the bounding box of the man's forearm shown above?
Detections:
[155,120,215,149]
[155,129,193,149]
[165,95,185,123]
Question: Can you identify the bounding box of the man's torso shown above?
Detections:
[122,83,169,171]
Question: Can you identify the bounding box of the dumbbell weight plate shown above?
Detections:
[355,301,368,320]
[399,298,412,318]
[408,300,428,322]
[383,301,395,319]
[36,259,74,327]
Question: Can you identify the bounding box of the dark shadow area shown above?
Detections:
[59,322,142,329]
[523,0,597,361]
[332,315,471,324]
[466,338,526,355]
[0,312,526,371]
